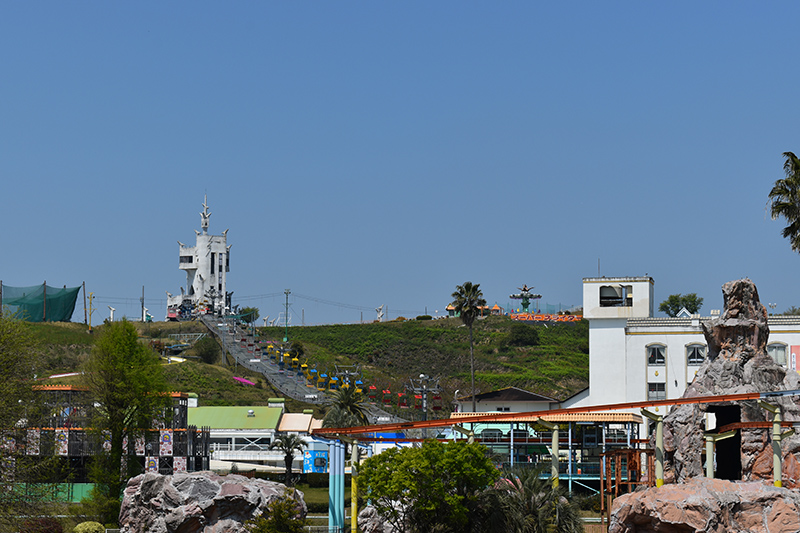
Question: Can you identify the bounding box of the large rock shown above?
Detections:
[358,505,398,533]
[662,279,800,486]
[610,477,800,533]
[119,471,306,533]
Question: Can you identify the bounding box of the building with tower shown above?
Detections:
[566,276,800,421]
[167,197,231,320]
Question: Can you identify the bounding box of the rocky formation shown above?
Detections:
[610,477,800,533]
[358,506,398,533]
[119,471,306,533]
[662,279,800,486]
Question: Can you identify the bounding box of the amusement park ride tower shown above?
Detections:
[509,284,541,313]
[166,197,231,319]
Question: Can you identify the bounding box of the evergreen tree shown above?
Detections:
[81,320,170,524]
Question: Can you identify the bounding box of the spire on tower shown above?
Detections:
[200,195,211,234]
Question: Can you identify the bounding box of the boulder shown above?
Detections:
[119,471,306,533]
[358,505,398,533]
[610,477,800,533]
[661,279,800,486]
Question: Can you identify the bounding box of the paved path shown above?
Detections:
[201,316,404,424]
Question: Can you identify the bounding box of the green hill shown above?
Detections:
[26,316,589,412]
[259,316,588,402]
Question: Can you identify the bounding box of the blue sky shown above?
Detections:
[3,2,800,325]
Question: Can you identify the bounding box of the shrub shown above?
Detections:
[506,322,539,347]
[416,315,432,320]
[20,518,63,533]
[194,336,221,364]
[305,472,329,488]
[73,522,105,533]
[245,492,306,533]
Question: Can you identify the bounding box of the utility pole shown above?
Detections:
[88,292,96,333]
[283,289,291,343]
[140,286,145,322]
[407,374,441,438]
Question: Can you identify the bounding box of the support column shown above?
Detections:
[568,421,573,493]
[510,422,514,468]
[759,400,796,487]
[703,430,736,478]
[328,441,345,531]
[537,419,559,488]
[641,410,664,487]
[351,440,359,533]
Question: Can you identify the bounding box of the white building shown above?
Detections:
[167,197,231,319]
[567,276,800,413]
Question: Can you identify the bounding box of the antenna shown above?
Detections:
[108,306,115,322]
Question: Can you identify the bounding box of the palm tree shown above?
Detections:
[492,467,584,533]
[451,281,486,412]
[268,433,306,485]
[323,386,369,428]
[768,151,800,252]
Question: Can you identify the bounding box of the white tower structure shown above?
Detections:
[166,197,231,319]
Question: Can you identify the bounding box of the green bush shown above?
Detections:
[245,492,306,533]
[21,518,63,533]
[305,472,328,488]
[416,315,432,320]
[305,501,329,513]
[194,336,221,364]
[73,522,105,533]
[506,322,540,347]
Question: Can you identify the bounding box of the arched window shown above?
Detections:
[647,344,666,366]
[686,344,706,366]
[767,343,787,367]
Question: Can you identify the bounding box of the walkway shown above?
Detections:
[200,316,404,424]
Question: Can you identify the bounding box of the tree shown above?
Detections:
[506,322,539,347]
[782,306,800,316]
[289,340,305,358]
[240,307,260,325]
[81,320,171,524]
[360,440,499,533]
[768,151,800,252]
[268,433,306,486]
[451,282,486,412]
[193,336,221,364]
[658,293,703,317]
[0,313,65,531]
[245,491,307,533]
[323,386,369,428]
[492,467,584,533]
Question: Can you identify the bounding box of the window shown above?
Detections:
[648,383,666,401]
[599,285,633,307]
[647,345,666,365]
[768,343,787,367]
[496,407,510,412]
[687,344,706,365]
[179,256,193,264]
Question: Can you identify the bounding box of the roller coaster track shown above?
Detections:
[312,389,800,436]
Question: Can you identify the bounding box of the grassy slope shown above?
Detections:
[258,315,589,401]
[27,316,588,411]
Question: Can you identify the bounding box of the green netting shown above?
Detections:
[1,283,81,322]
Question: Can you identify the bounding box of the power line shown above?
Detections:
[91,291,423,318]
